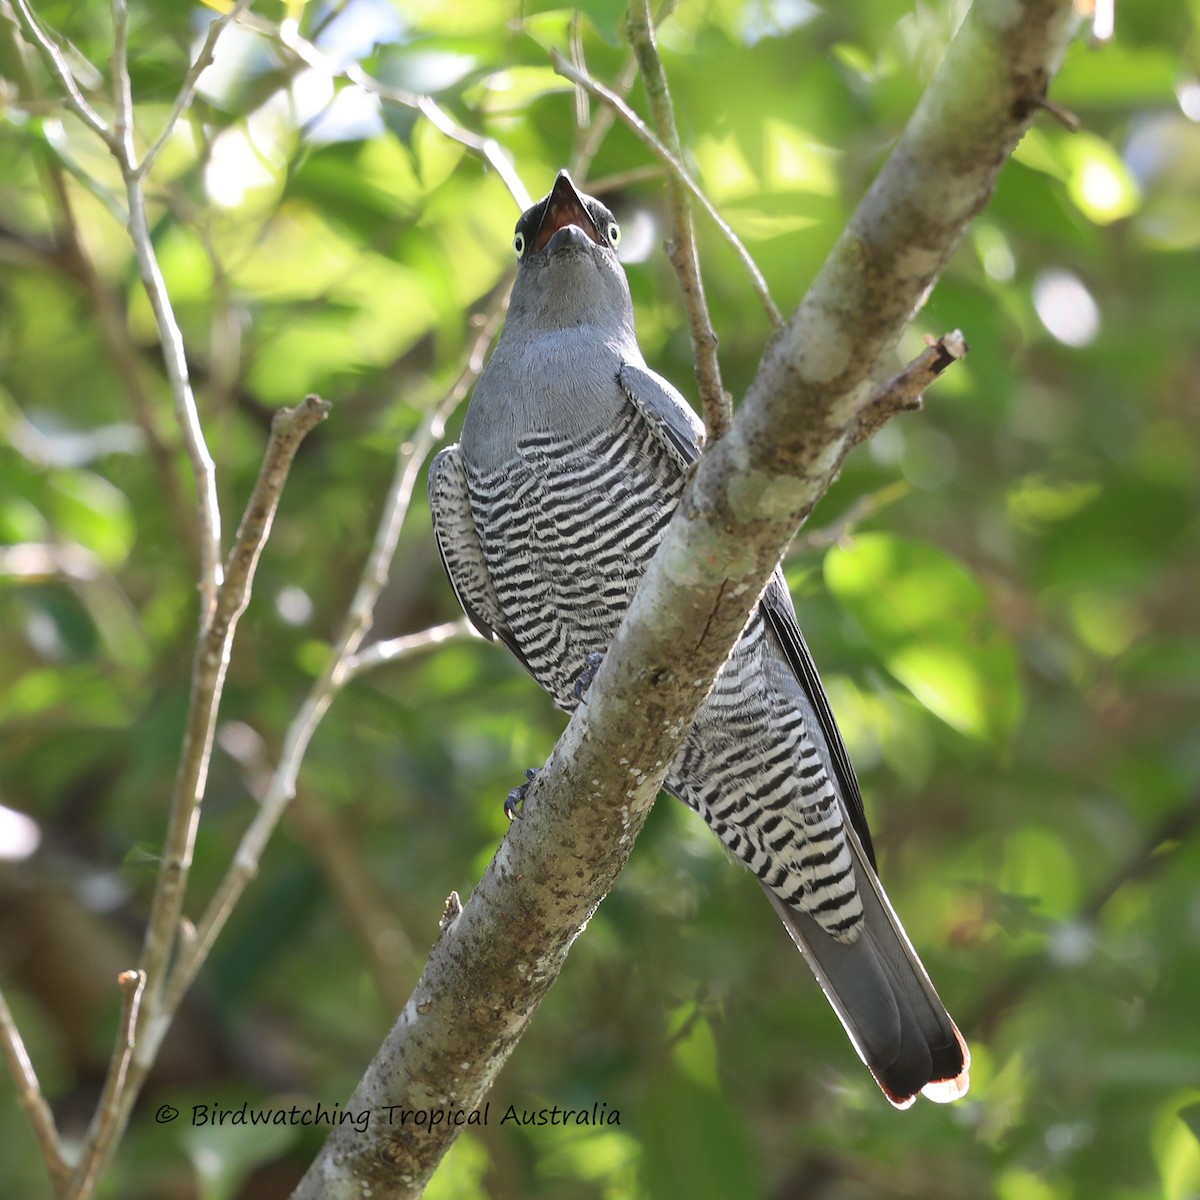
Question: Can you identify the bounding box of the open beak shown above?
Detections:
[532,171,603,254]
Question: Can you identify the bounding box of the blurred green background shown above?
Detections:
[2,0,1199,1197]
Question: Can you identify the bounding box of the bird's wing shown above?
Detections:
[759,578,878,868]
[617,361,706,467]
[428,445,532,673]
[619,360,877,867]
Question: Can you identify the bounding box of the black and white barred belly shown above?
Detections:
[467,395,682,707]
[666,618,864,941]
[467,397,863,942]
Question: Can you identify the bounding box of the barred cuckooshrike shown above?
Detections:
[429,170,969,1107]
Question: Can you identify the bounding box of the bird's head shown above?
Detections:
[507,170,633,336]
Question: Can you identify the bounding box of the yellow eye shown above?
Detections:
[513,231,526,258]
[606,221,620,248]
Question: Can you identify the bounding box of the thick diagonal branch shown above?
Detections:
[292,2,1077,1197]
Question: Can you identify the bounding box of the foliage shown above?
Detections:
[1,0,1199,1197]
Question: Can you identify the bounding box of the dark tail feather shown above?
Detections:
[762,823,969,1107]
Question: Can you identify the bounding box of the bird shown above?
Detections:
[428,169,969,1107]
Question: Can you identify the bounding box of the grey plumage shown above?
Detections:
[429,171,969,1107]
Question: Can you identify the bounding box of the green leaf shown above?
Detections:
[639,1062,763,1200]
[522,0,627,44]
[1054,42,1179,107]
[824,533,1023,741]
[1155,1095,1200,1200]
[424,1134,491,1200]
[49,471,134,567]
[1064,131,1142,225]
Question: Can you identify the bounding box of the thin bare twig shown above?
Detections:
[0,4,195,550]
[21,0,248,621]
[109,0,132,154]
[115,76,224,621]
[570,57,639,182]
[342,618,473,680]
[790,481,911,554]
[12,0,230,613]
[1030,94,1081,132]
[217,722,417,1011]
[790,333,968,501]
[567,0,674,182]
[63,217,195,546]
[59,398,328,1193]
[269,19,531,209]
[569,11,589,135]
[410,93,531,209]
[8,13,263,1175]
[850,330,967,450]
[969,787,1200,1039]
[69,397,330,1183]
[136,0,253,179]
[160,301,502,1022]
[0,987,69,1193]
[551,50,781,332]
[133,396,330,1060]
[10,0,114,145]
[627,0,730,439]
[155,297,506,1030]
[64,970,145,1200]
[584,163,667,194]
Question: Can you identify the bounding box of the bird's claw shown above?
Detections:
[573,652,606,702]
[504,767,540,820]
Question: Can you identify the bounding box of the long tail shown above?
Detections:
[763,819,970,1108]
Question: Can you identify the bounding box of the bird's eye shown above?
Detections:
[513,231,526,258]
[606,221,621,248]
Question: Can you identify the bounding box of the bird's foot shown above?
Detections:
[504,768,540,821]
[573,652,605,702]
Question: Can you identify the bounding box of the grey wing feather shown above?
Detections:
[428,446,532,674]
[618,361,706,467]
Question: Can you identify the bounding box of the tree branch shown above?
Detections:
[87,397,330,1170]
[573,65,641,182]
[551,49,781,330]
[0,1,196,553]
[134,395,330,1012]
[268,18,532,209]
[969,787,1200,1039]
[849,330,967,451]
[64,970,144,1200]
[136,0,253,179]
[154,298,505,1041]
[626,0,732,439]
[10,0,114,145]
[0,987,69,1193]
[119,119,224,620]
[293,1,1077,1195]
[341,618,473,681]
[11,4,228,607]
